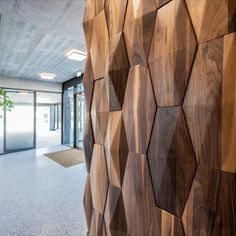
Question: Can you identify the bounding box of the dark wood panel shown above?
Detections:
[148,0,197,107]
[84,175,93,229]
[91,78,109,145]
[183,37,223,171]
[182,166,236,236]
[89,210,106,236]
[123,0,157,66]
[104,112,128,188]
[104,185,127,236]
[122,153,156,236]
[90,144,109,214]
[149,208,184,236]
[83,54,94,112]
[185,0,236,43]
[148,107,196,217]
[105,0,127,37]
[90,10,109,80]
[83,113,94,172]
[123,64,156,154]
[105,32,130,111]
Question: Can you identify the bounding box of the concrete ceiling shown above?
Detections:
[0,0,86,83]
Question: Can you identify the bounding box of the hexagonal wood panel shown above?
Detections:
[84,175,93,229]
[185,0,236,43]
[90,10,109,80]
[104,185,127,236]
[105,0,128,37]
[105,111,128,188]
[148,107,196,217]
[105,33,130,111]
[182,167,236,235]
[90,144,109,214]
[148,0,197,107]
[91,78,109,145]
[149,208,184,236]
[123,0,157,66]
[123,64,156,154]
[83,113,94,172]
[122,153,156,236]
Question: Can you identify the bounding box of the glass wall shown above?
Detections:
[5,90,35,152]
[0,109,3,154]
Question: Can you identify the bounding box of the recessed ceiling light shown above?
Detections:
[40,73,56,80]
[77,70,82,77]
[66,49,87,61]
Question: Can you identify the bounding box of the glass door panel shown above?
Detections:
[76,92,85,149]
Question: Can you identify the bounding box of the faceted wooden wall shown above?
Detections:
[83,0,236,235]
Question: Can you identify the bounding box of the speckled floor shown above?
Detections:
[0,145,87,236]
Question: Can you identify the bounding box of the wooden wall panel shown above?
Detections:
[83,0,236,235]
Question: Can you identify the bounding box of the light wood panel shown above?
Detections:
[123,64,156,154]
[155,0,171,9]
[148,0,197,106]
[89,210,106,236]
[148,107,196,217]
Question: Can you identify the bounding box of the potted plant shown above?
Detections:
[0,88,13,118]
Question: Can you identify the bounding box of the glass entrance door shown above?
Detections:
[4,90,35,152]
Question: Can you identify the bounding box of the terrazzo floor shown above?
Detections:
[0,145,87,236]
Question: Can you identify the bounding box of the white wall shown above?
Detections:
[0,76,62,93]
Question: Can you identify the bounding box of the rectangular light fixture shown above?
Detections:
[40,73,56,80]
[66,49,87,61]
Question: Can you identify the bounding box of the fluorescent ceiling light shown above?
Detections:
[40,73,56,80]
[66,49,87,61]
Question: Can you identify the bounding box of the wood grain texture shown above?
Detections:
[89,210,106,236]
[83,0,95,50]
[105,32,130,111]
[105,0,128,37]
[84,175,93,229]
[90,10,109,80]
[182,166,236,236]
[148,0,197,107]
[83,54,94,112]
[104,185,127,236]
[104,112,128,188]
[185,0,236,43]
[90,144,109,214]
[222,32,236,173]
[91,78,109,145]
[93,0,105,16]
[122,153,156,236]
[148,107,196,217]
[155,0,172,9]
[83,113,94,172]
[123,0,157,66]
[123,64,156,154]
[149,208,184,236]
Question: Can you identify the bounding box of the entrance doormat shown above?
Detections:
[44,148,85,168]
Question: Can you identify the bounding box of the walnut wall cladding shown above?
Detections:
[83,0,236,235]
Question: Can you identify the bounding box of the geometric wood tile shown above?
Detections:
[105,0,128,37]
[83,54,94,112]
[90,10,109,80]
[105,33,130,111]
[104,185,127,236]
[105,112,129,188]
[122,153,156,236]
[149,208,184,236]
[123,65,156,154]
[83,175,93,229]
[148,0,197,107]
[83,0,95,50]
[182,166,236,236]
[91,78,109,145]
[184,32,236,173]
[90,144,109,214]
[93,0,105,16]
[148,107,196,217]
[89,210,106,236]
[123,0,157,66]
[185,0,236,43]
[155,0,172,9]
[83,113,94,173]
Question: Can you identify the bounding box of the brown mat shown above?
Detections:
[44,148,85,168]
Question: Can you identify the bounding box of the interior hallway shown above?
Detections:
[0,145,87,236]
